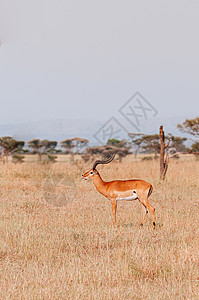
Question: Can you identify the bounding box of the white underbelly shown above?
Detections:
[116,191,138,201]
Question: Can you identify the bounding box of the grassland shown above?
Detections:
[0,157,199,299]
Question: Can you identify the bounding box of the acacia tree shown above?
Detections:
[177,117,199,137]
[61,137,89,161]
[41,140,57,153]
[188,142,199,160]
[106,139,131,162]
[141,134,160,159]
[167,134,187,153]
[177,117,199,158]
[28,139,43,161]
[190,142,199,152]
[60,138,76,161]
[130,128,171,179]
[82,139,131,163]
[41,140,58,162]
[128,133,145,158]
[107,139,123,147]
[28,139,57,161]
[73,137,89,154]
[0,137,25,163]
[129,134,160,159]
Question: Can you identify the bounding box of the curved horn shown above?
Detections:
[93,154,115,170]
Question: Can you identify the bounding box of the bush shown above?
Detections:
[12,154,25,164]
[142,156,153,161]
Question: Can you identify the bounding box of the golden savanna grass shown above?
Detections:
[0,157,199,299]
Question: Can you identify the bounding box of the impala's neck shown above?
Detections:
[92,172,108,197]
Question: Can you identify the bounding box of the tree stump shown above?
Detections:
[160,126,171,180]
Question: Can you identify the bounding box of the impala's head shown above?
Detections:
[81,154,115,181]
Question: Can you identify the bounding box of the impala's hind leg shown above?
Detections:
[139,201,148,228]
[139,192,155,229]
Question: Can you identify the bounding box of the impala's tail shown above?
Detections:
[148,186,153,198]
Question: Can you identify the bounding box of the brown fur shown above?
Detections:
[82,168,155,228]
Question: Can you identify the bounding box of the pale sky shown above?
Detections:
[0,0,199,125]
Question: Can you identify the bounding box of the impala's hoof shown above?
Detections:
[153,222,156,228]
[139,223,143,227]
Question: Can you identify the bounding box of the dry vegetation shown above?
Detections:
[0,157,199,299]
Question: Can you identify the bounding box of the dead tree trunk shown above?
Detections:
[160,126,171,180]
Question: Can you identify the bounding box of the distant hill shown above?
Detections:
[0,116,196,145]
[0,119,102,144]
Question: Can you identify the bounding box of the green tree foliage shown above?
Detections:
[129,134,160,159]
[60,137,89,154]
[28,139,42,154]
[107,139,121,146]
[128,133,145,157]
[61,137,89,161]
[60,139,75,154]
[82,139,131,163]
[130,132,187,159]
[190,142,199,152]
[0,136,25,162]
[28,139,57,161]
[177,117,199,137]
[167,134,187,153]
[140,134,160,159]
[73,137,89,153]
[188,142,199,160]
[41,140,57,154]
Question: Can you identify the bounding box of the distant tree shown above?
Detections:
[130,132,185,161]
[107,138,129,148]
[177,117,199,137]
[167,134,187,153]
[41,140,58,163]
[60,138,75,161]
[60,139,74,152]
[141,134,161,159]
[189,142,199,160]
[61,137,89,161]
[73,137,89,154]
[41,140,57,154]
[116,147,131,162]
[83,139,131,163]
[107,139,121,146]
[190,142,199,152]
[28,139,57,161]
[106,139,131,162]
[129,133,145,157]
[28,139,43,160]
[130,134,160,159]
[0,136,25,163]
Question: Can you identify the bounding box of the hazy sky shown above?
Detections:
[0,0,199,125]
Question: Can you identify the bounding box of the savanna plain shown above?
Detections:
[0,156,199,299]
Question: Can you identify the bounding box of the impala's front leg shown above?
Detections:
[110,198,117,227]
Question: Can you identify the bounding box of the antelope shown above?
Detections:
[81,154,155,228]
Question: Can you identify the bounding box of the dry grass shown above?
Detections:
[0,158,199,299]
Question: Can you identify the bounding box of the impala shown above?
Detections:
[81,154,155,228]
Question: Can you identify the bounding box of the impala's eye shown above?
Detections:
[90,171,93,175]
